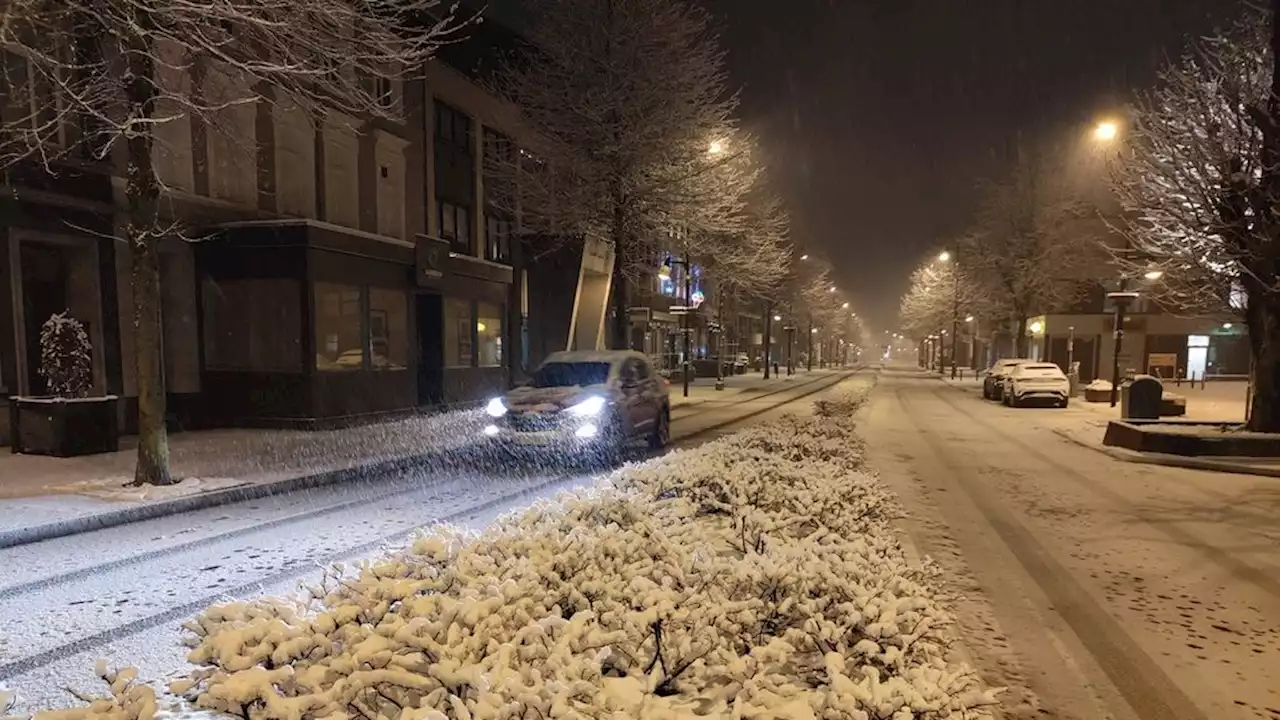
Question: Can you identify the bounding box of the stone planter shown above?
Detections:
[9,395,119,457]
[1084,388,1112,403]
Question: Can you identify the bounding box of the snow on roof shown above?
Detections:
[541,350,648,366]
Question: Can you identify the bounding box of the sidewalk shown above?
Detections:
[0,368,843,546]
[937,374,1280,478]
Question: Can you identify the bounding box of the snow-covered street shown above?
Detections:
[864,366,1280,720]
[0,370,860,714]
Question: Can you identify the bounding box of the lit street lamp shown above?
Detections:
[1094,120,1119,142]
[1143,269,1164,281]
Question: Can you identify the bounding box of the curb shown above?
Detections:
[1050,427,1280,479]
[0,448,462,550]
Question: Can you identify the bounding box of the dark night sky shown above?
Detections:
[487,0,1246,326]
[702,0,1243,327]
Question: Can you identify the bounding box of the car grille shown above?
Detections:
[507,412,560,432]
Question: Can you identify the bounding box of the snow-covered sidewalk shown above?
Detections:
[14,380,1001,720]
[0,409,486,536]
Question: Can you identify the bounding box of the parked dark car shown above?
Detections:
[983,358,1031,401]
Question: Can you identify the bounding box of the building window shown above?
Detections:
[485,214,512,264]
[201,278,302,371]
[477,302,503,368]
[315,282,364,371]
[444,297,473,368]
[2,49,68,148]
[439,200,471,255]
[369,288,409,370]
[434,101,472,153]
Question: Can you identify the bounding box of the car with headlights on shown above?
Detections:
[1002,362,1070,408]
[481,350,671,457]
[983,358,1031,401]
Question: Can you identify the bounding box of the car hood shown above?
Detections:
[505,385,609,413]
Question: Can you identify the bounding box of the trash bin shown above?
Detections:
[1120,375,1163,420]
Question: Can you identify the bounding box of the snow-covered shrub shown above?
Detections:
[38,311,92,398]
[1084,379,1113,392]
[33,385,1000,720]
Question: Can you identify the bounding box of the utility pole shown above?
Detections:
[806,315,814,372]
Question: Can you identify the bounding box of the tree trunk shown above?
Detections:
[125,30,174,486]
[608,196,629,350]
[1245,293,1280,431]
[1014,315,1029,357]
[609,246,629,350]
[763,303,773,379]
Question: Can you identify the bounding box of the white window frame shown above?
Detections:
[5,47,69,148]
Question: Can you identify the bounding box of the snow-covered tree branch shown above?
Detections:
[487,0,743,349]
[960,156,1099,354]
[1108,4,1280,430]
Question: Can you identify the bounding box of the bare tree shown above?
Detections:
[0,0,465,483]
[488,0,743,350]
[898,257,955,342]
[1107,9,1280,428]
[961,157,1096,355]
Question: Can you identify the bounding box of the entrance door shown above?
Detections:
[416,293,444,405]
[20,243,70,395]
[1187,335,1210,380]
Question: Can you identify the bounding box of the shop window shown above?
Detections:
[369,288,409,370]
[477,302,503,367]
[315,282,364,371]
[202,278,302,371]
[444,297,473,368]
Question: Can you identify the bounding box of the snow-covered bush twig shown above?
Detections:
[38,312,92,399]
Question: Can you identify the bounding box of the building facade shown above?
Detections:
[1,19,611,441]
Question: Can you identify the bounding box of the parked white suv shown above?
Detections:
[482,350,671,457]
[983,358,1031,401]
[1002,362,1070,408]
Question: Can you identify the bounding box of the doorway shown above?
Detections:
[1187,335,1209,379]
[20,243,72,396]
[416,293,443,405]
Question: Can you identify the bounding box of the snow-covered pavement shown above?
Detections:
[0,369,862,714]
[864,366,1280,720]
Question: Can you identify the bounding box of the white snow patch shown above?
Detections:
[47,477,246,503]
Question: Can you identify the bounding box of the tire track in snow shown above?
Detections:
[0,370,859,682]
[895,385,1208,720]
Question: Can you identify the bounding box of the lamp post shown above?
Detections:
[1108,287,1139,407]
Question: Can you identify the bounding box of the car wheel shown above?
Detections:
[649,405,670,449]
[1059,398,1069,408]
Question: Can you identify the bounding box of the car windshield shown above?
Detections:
[532,361,611,388]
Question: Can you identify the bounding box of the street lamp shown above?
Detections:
[1143,269,1164,281]
[937,250,951,263]
[842,302,850,309]
[1094,120,1119,142]
[800,254,809,261]
[965,315,974,323]
[708,139,725,155]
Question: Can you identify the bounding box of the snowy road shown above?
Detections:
[0,369,861,713]
[864,367,1280,720]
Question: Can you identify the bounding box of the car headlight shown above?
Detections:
[567,395,607,417]
[485,397,507,418]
